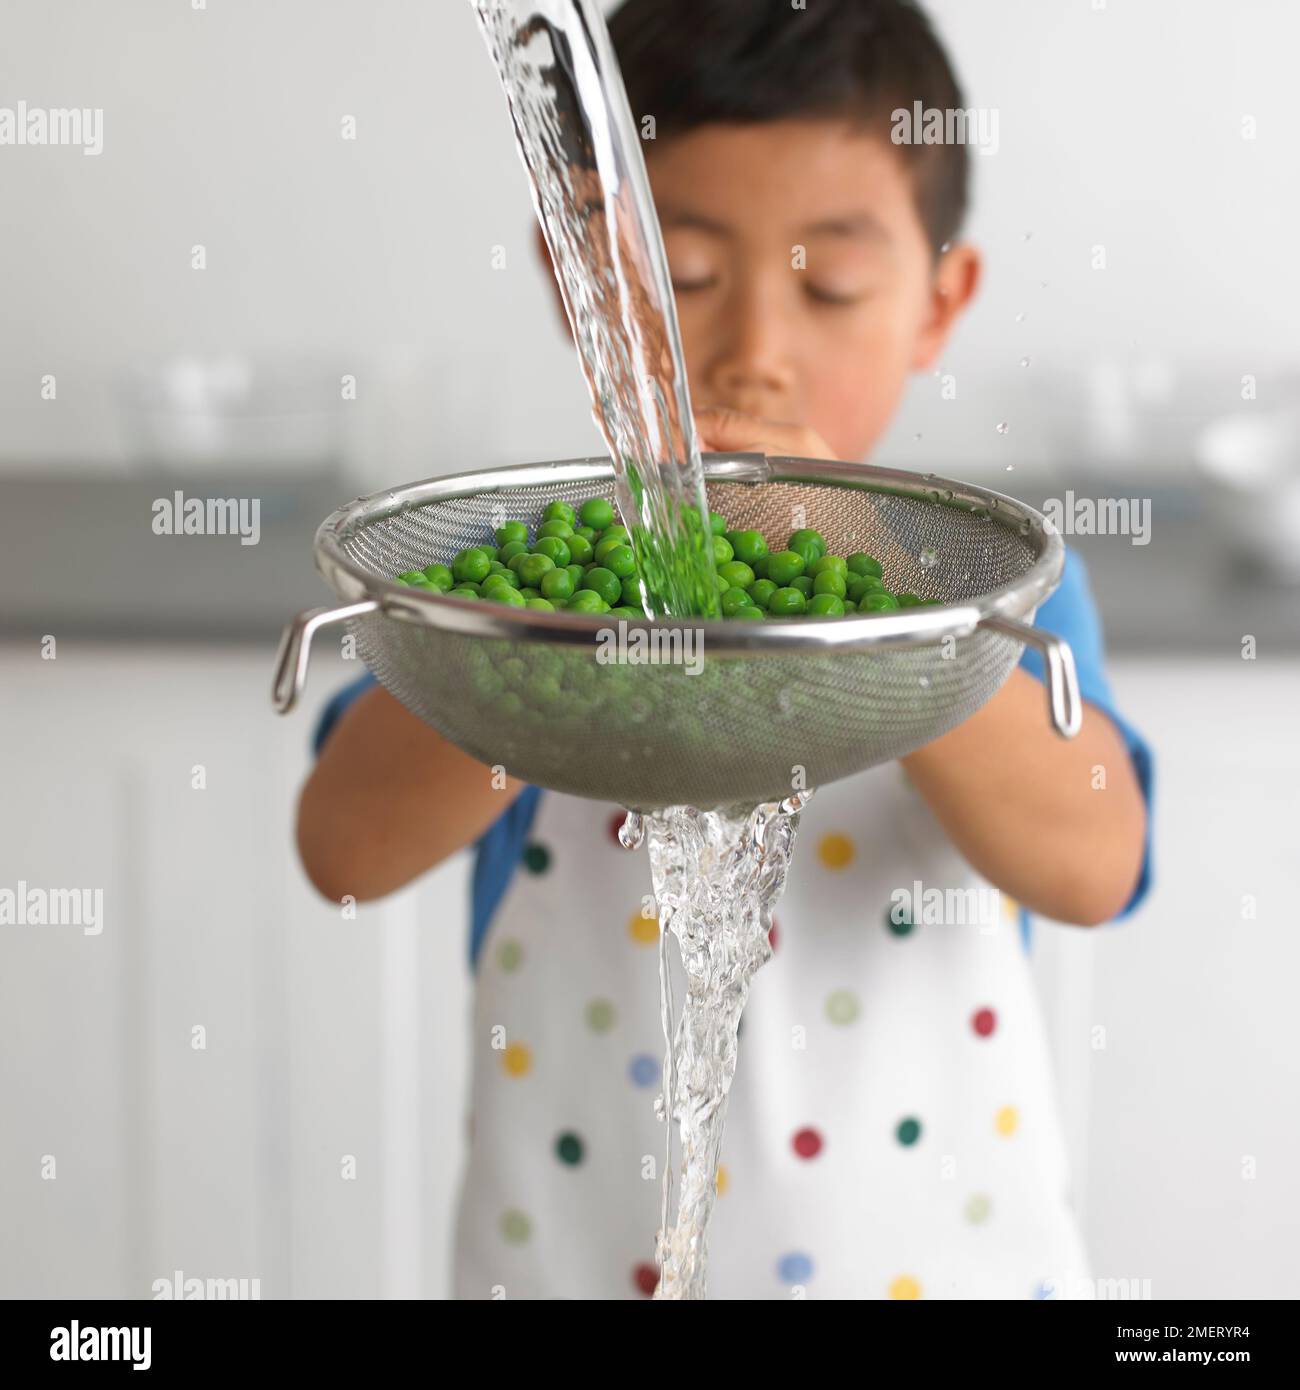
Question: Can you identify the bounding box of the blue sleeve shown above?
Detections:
[311,668,542,970]
[1016,547,1155,926]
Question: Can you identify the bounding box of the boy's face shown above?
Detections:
[643,119,979,461]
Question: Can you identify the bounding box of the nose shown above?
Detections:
[701,283,797,409]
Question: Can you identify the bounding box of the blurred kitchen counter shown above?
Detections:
[0,468,1297,654]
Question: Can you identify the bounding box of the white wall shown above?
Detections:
[1,0,1295,478]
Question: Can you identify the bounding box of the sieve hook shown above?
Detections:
[979,614,1082,739]
[272,599,380,714]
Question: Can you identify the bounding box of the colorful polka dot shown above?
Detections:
[522,842,550,874]
[995,1105,1019,1136]
[972,1007,996,1037]
[715,1165,729,1197]
[965,1193,991,1224]
[889,1274,921,1299]
[817,832,855,869]
[633,1263,659,1296]
[555,1132,584,1166]
[628,908,659,945]
[501,1042,532,1077]
[895,1116,922,1146]
[500,1210,531,1244]
[585,998,616,1033]
[629,1054,659,1088]
[497,939,523,972]
[825,989,859,1025]
[777,1251,813,1284]
[885,903,915,936]
[792,1127,823,1159]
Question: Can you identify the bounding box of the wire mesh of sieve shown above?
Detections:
[308,458,1056,811]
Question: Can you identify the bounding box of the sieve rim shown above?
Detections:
[310,453,1063,654]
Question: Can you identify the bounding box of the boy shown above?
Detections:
[298,0,1152,1299]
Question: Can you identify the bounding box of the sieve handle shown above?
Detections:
[979,614,1082,739]
[272,600,380,714]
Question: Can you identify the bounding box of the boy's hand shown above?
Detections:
[694,407,838,462]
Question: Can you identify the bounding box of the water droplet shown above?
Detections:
[913,432,923,442]
[940,241,951,253]
[1019,356,1031,368]
[996,421,1010,435]
[918,548,939,570]
[654,1092,667,1122]
[918,675,932,689]
[1023,231,1033,242]
[618,811,645,850]
[1014,312,1026,324]
[1005,465,1015,471]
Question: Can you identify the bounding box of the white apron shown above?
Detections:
[451,763,1094,1300]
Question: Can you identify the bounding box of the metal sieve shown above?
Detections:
[273,453,1080,810]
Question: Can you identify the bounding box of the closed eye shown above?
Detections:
[672,275,720,293]
[805,284,868,307]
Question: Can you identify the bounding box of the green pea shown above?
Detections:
[716,572,732,593]
[709,511,728,536]
[600,523,631,544]
[406,577,439,592]
[765,550,805,586]
[471,666,506,700]
[486,584,527,608]
[579,497,615,530]
[581,566,622,605]
[542,500,577,527]
[574,525,598,543]
[495,691,525,719]
[847,574,885,603]
[750,552,772,580]
[790,575,814,597]
[620,576,643,607]
[720,586,754,616]
[477,543,499,562]
[788,528,826,566]
[452,547,491,583]
[566,533,595,565]
[717,560,756,589]
[712,534,734,565]
[564,589,604,614]
[608,606,641,618]
[808,554,848,579]
[565,563,585,588]
[526,597,556,612]
[396,570,425,586]
[420,563,453,591]
[808,593,846,617]
[488,566,522,589]
[895,593,924,607]
[731,604,764,620]
[449,584,480,599]
[540,568,575,603]
[603,544,638,579]
[533,536,571,568]
[537,518,574,541]
[847,552,883,579]
[725,530,769,567]
[481,576,516,599]
[748,578,778,608]
[767,587,807,616]
[497,540,528,564]
[518,587,542,600]
[812,570,847,599]
[499,657,527,682]
[496,520,528,547]
[515,553,555,587]
[859,590,901,612]
[594,534,627,565]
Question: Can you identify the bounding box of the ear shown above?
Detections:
[533,223,571,335]
[911,241,981,371]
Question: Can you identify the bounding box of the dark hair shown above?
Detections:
[609,0,969,253]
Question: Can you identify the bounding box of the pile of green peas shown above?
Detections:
[393,497,940,619]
